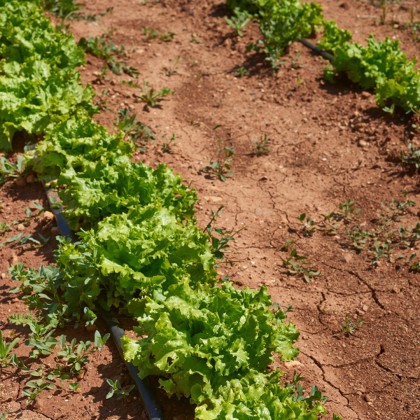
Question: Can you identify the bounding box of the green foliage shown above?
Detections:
[401,142,420,173]
[41,0,82,19]
[142,27,175,43]
[321,198,419,269]
[252,134,271,156]
[55,206,216,314]
[0,1,327,416]
[78,35,139,76]
[283,248,320,283]
[340,314,363,336]
[0,330,19,371]
[0,0,94,151]
[200,146,235,182]
[258,1,323,66]
[204,206,240,260]
[116,108,156,151]
[57,334,109,374]
[9,264,70,328]
[106,378,135,400]
[234,65,249,77]
[122,282,324,419]
[0,155,25,185]
[318,21,420,113]
[227,0,323,67]
[22,378,55,401]
[298,213,317,237]
[137,82,173,108]
[227,1,419,112]
[225,8,252,37]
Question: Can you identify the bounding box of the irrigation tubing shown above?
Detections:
[298,38,334,62]
[43,187,164,420]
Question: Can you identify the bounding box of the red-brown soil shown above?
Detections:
[1,1,419,419]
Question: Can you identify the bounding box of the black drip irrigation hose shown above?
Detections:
[298,38,334,62]
[42,187,164,420]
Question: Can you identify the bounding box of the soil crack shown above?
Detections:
[300,350,360,417]
[320,261,386,311]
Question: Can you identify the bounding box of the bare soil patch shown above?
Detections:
[1,1,419,419]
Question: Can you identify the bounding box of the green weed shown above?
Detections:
[79,35,138,77]
[161,133,176,154]
[401,142,420,173]
[137,82,173,108]
[204,206,243,260]
[252,134,271,156]
[200,146,235,182]
[142,27,175,42]
[0,223,11,236]
[116,108,155,152]
[225,9,251,37]
[41,0,81,19]
[106,378,135,400]
[22,378,55,401]
[0,331,19,373]
[297,213,317,237]
[340,314,363,336]
[282,248,320,283]
[0,155,25,185]
[234,66,249,78]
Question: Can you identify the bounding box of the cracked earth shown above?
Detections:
[1,0,419,419]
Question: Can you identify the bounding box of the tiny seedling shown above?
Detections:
[370,240,393,266]
[68,382,80,392]
[280,239,295,252]
[204,206,243,260]
[200,147,235,182]
[0,155,25,185]
[106,378,135,400]
[78,35,138,77]
[286,371,327,408]
[116,108,155,150]
[234,66,249,78]
[324,199,361,224]
[57,336,92,374]
[0,331,19,373]
[346,225,370,253]
[408,254,419,273]
[283,248,320,283]
[225,9,251,37]
[40,0,82,20]
[22,378,55,401]
[0,223,11,236]
[8,313,58,358]
[137,82,173,108]
[297,213,317,237]
[252,134,271,156]
[401,142,420,173]
[161,133,176,154]
[142,27,175,43]
[162,56,180,77]
[340,314,363,336]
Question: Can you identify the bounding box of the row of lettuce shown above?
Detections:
[0,1,326,418]
[226,0,420,113]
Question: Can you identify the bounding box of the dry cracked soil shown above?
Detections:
[0,1,419,419]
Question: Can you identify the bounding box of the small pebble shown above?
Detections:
[358,139,368,148]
